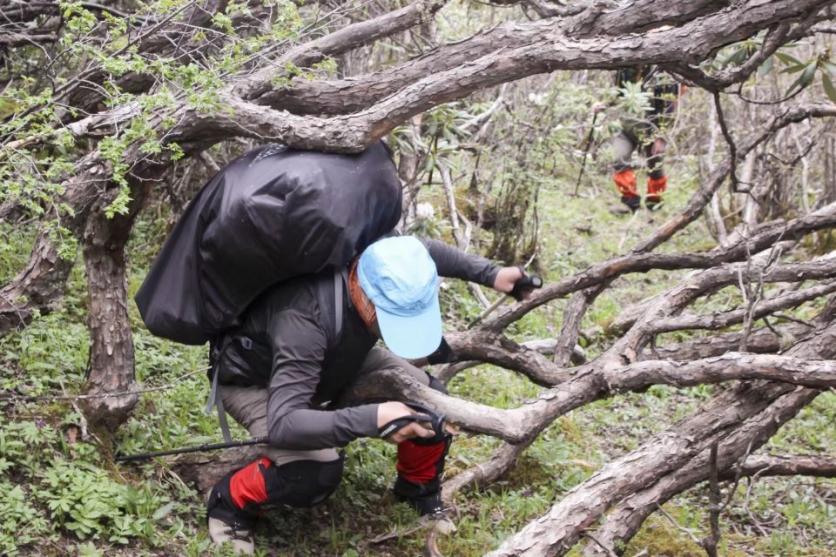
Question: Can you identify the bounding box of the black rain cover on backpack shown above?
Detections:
[135,141,402,345]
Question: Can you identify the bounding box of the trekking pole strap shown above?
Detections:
[334,269,346,339]
[205,360,233,443]
[378,402,447,443]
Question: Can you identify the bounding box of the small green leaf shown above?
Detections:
[722,46,749,68]
[800,62,818,88]
[781,63,807,75]
[151,502,175,521]
[786,62,818,95]
[757,55,775,77]
[775,51,802,67]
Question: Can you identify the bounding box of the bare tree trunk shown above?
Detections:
[740,150,760,227]
[80,182,148,430]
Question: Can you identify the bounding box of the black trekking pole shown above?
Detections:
[469,269,543,328]
[115,436,269,463]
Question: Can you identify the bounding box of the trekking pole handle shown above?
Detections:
[378,414,433,439]
[378,403,446,439]
[468,268,544,327]
[509,267,543,301]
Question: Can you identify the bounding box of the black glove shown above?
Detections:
[378,402,447,444]
[509,266,543,301]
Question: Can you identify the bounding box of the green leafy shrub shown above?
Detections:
[40,459,168,544]
[0,311,88,396]
[0,482,50,556]
[0,420,63,476]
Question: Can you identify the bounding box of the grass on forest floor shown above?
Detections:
[1,163,834,557]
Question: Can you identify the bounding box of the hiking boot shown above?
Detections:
[645,195,664,211]
[208,516,255,555]
[207,474,256,555]
[620,195,641,213]
[393,476,445,517]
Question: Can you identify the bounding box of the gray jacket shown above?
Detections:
[214,239,499,450]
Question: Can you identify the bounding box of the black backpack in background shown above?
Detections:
[135,141,402,345]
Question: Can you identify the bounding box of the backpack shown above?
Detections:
[135,142,402,345]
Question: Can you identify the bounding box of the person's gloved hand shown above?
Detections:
[493,266,543,301]
[377,401,435,444]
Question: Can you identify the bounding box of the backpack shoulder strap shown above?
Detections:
[316,269,348,348]
[206,336,235,443]
[334,269,343,340]
[334,268,349,340]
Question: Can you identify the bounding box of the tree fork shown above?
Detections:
[581,386,823,557]
[0,154,110,334]
[497,317,836,556]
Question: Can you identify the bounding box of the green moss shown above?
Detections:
[625,511,708,557]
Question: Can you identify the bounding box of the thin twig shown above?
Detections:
[0,366,209,403]
[584,531,619,557]
[655,503,703,546]
[713,91,745,193]
[702,442,721,557]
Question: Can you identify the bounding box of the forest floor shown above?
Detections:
[1,162,834,556]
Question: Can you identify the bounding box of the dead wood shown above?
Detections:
[726,454,836,479]
[489,315,836,556]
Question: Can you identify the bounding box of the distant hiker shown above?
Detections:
[205,235,538,554]
[607,65,682,212]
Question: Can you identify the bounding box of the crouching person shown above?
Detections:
[205,236,534,554]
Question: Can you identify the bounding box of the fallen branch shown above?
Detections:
[581,386,822,557]
[725,453,836,479]
[508,317,836,557]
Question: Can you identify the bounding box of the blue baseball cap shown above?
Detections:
[357,236,442,359]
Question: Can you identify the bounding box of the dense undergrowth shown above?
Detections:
[1,153,834,557]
